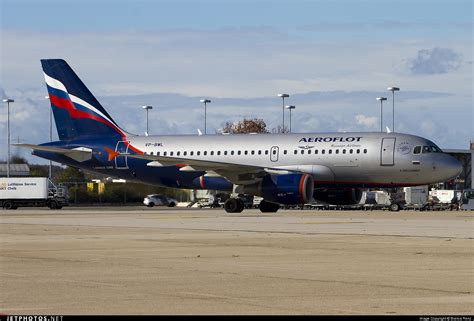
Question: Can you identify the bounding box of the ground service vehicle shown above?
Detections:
[0,177,68,210]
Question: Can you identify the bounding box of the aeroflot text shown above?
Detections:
[299,137,363,143]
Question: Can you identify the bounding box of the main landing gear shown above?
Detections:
[259,200,280,213]
[224,198,280,213]
[224,198,245,213]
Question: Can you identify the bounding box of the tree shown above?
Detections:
[57,166,87,183]
[219,118,269,134]
[10,155,28,164]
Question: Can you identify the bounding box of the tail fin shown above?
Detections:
[41,59,125,141]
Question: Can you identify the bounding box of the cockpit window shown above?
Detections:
[422,145,442,153]
[413,146,421,154]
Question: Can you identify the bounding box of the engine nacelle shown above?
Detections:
[242,173,314,205]
[314,188,364,205]
[192,176,233,191]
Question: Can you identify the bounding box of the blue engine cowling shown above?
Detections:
[243,173,314,205]
[192,176,233,191]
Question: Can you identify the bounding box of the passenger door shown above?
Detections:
[380,138,396,166]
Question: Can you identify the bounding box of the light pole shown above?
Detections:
[142,105,153,136]
[45,96,53,179]
[387,87,400,132]
[278,93,289,132]
[285,105,295,133]
[200,99,211,135]
[376,97,387,133]
[3,98,14,178]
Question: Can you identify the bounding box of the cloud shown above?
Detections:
[0,28,471,163]
[355,114,378,129]
[409,47,462,75]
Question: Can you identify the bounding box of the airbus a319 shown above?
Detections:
[16,59,462,213]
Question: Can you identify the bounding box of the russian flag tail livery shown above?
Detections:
[41,59,125,141]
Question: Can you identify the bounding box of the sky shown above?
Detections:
[0,0,472,164]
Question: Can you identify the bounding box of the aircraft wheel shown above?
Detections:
[259,200,280,213]
[148,202,155,207]
[224,198,244,213]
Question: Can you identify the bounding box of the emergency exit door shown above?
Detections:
[270,146,279,162]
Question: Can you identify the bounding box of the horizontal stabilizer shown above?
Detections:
[14,143,92,162]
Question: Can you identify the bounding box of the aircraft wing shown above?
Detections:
[14,144,93,162]
[123,153,293,185]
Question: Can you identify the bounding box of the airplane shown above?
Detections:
[16,59,462,213]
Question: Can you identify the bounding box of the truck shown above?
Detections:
[0,177,68,210]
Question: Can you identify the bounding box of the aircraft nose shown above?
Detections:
[442,155,463,181]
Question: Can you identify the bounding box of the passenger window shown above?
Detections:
[204,151,207,156]
[197,151,201,156]
[273,149,277,155]
[244,151,248,155]
[251,151,255,155]
[315,150,318,154]
[258,150,262,155]
[238,151,241,155]
[150,151,154,155]
[170,152,174,156]
[363,149,367,154]
[356,149,360,154]
[335,149,339,154]
[350,149,353,154]
[294,150,298,155]
[265,150,269,155]
[301,150,304,154]
[210,151,214,156]
[164,151,167,156]
[343,149,346,154]
[224,151,228,155]
[329,150,332,154]
[217,151,221,155]
[183,151,187,156]
[157,152,160,156]
[190,151,194,156]
[322,150,325,154]
[283,150,287,155]
[231,151,234,155]
[308,150,312,154]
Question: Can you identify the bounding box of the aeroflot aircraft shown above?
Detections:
[17,59,462,213]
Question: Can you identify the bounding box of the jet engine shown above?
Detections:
[242,173,314,205]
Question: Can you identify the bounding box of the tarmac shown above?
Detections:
[0,206,473,315]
